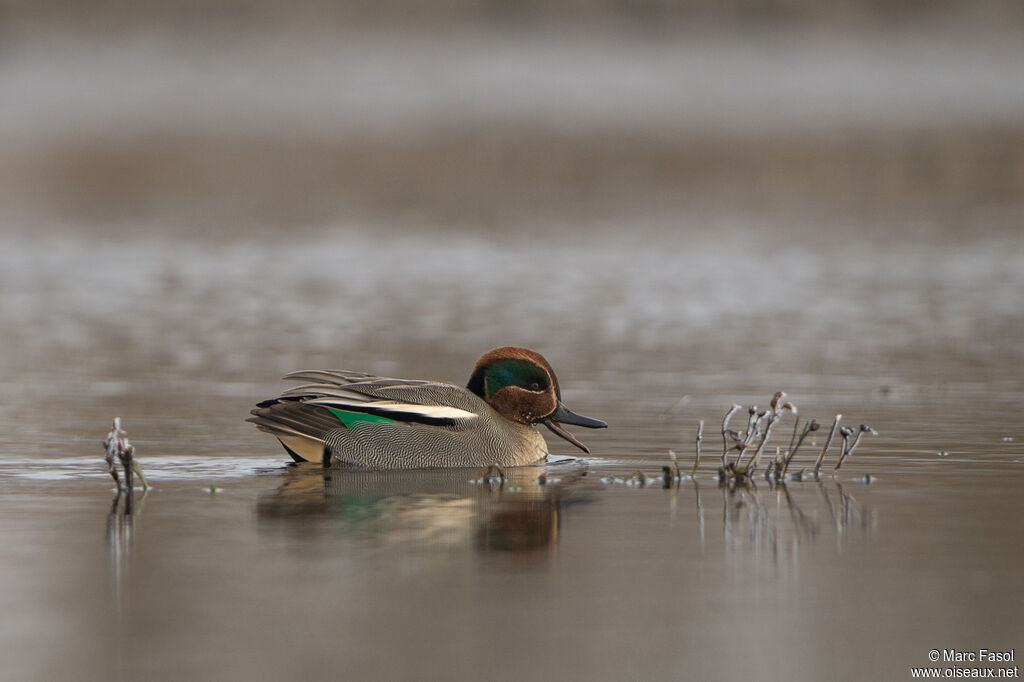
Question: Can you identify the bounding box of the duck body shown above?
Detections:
[248,346,606,469]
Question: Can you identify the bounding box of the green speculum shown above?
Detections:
[327,407,396,428]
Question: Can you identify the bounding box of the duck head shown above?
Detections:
[466,346,607,453]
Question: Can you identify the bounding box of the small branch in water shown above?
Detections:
[626,470,649,487]
[834,424,876,473]
[746,392,792,475]
[662,465,675,488]
[104,417,137,493]
[103,417,150,516]
[774,447,783,475]
[475,463,507,487]
[737,406,761,466]
[786,412,801,455]
[781,418,820,477]
[708,396,871,484]
[835,426,855,476]
[104,425,123,490]
[665,449,681,487]
[691,420,704,477]
[132,459,150,491]
[721,405,740,467]
[813,414,842,477]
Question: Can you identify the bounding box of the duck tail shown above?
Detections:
[247,400,337,465]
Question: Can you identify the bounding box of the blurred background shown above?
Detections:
[4,0,1024,226]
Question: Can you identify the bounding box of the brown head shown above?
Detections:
[466,346,607,453]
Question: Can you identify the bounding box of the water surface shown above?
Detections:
[1,24,1023,682]
[1,223,1022,680]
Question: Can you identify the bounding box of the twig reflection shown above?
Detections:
[106,486,147,616]
[714,476,873,554]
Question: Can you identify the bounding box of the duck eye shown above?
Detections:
[529,381,542,391]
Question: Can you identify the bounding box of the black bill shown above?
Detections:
[543,402,608,454]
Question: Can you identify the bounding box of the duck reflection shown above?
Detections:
[256,462,589,554]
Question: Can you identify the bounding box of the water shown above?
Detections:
[2,24,1024,682]
[2,220,1022,681]
[1,446,1021,680]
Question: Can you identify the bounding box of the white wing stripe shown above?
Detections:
[308,399,478,421]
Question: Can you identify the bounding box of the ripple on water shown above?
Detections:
[0,455,285,482]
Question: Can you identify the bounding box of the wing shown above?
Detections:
[248,371,486,465]
[278,371,483,425]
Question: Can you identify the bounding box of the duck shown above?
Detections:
[248,346,607,469]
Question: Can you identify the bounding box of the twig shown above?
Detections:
[813,414,842,476]
[781,418,820,477]
[740,406,761,459]
[834,424,876,473]
[480,463,506,486]
[104,432,122,490]
[668,449,681,485]
[721,405,740,467]
[103,417,135,492]
[786,414,801,455]
[732,407,765,470]
[746,392,791,474]
[769,446,783,479]
[691,420,704,476]
[838,426,855,470]
[132,460,150,491]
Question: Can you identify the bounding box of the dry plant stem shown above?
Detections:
[782,419,819,477]
[787,417,801,454]
[132,460,150,490]
[489,463,507,484]
[747,393,786,474]
[840,428,854,457]
[834,428,854,475]
[692,420,704,476]
[721,405,740,467]
[122,450,134,495]
[834,425,872,473]
[104,417,133,492]
[813,414,842,476]
[744,420,770,473]
[104,447,120,489]
[736,408,762,467]
[772,447,783,476]
[744,408,761,446]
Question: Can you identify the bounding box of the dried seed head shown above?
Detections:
[771,391,786,410]
[808,419,821,432]
[840,426,855,438]
[749,406,759,415]
[782,402,797,414]
[859,424,876,434]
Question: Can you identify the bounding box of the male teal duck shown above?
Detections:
[248,346,607,469]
